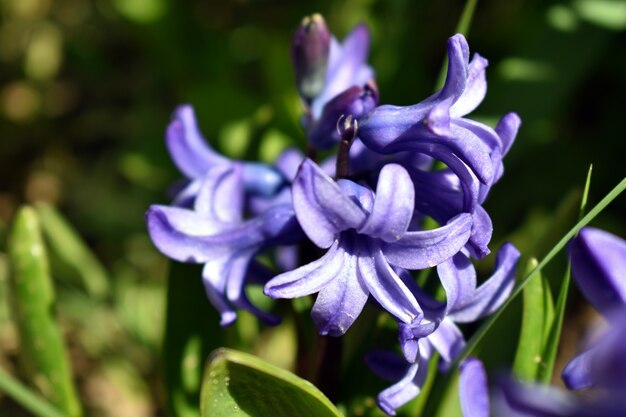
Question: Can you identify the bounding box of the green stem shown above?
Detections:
[0,367,69,417]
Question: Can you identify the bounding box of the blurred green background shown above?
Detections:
[1,0,626,416]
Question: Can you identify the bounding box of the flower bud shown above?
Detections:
[292,14,331,102]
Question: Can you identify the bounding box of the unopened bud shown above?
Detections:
[292,14,331,102]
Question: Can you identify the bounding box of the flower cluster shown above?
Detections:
[146,14,521,415]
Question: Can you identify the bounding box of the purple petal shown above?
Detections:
[365,350,411,382]
[274,147,305,180]
[562,346,595,390]
[569,227,626,318]
[311,245,369,336]
[166,105,228,178]
[358,164,415,242]
[399,320,438,363]
[358,241,422,325]
[459,357,490,417]
[292,159,367,248]
[437,252,477,312]
[439,34,470,103]
[242,162,286,197]
[308,84,378,149]
[495,112,521,156]
[383,213,472,270]
[448,243,520,323]
[450,53,488,118]
[146,205,228,263]
[201,263,237,326]
[466,205,493,259]
[194,163,244,223]
[377,351,431,416]
[425,97,453,136]
[316,23,373,114]
[264,240,343,298]
[428,318,465,365]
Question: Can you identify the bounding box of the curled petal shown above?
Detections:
[146,205,228,263]
[495,112,521,156]
[437,252,477,312]
[449,243,520,323]
[466,205,493,259]
[562,345,595,391]
[292,159,367,248]
[383,213,472,270]
[242,162,286,197]
[450,53,488,118]
[428,319,465,366]
[311,245,369,336]
[166,105,228,178]
[202,263,237,327]
[264,240,343,298]
[439,34,470,103]
[569,227,626,318]
[358,164,415,242]
[194,163,244,223]
[358,241,422,325]
[459,357,490,417]
[399,320,437,363]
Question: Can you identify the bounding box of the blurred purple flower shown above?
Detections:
[265,159,473,335]
[460,357,490,417]
[561,228,626,391]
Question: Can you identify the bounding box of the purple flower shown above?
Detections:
[460,357,490,417]
[293,17,378,149]
[358,34,520,214]
[568,227,626,318]
[367,243,519,415]
[264,159,473,335]
[147,162,301,326]
[561,228,626,390]
[165,104,286,205]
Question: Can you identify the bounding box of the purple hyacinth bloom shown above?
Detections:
[568,227,626,318]
[294,18,378,149]
[264,159,473,336]
[358,34,520,214]
[460,357,490,417]
[366,243,519,415]
[165,104,286,205]
[146,162,301,326]
[561,228,626,390]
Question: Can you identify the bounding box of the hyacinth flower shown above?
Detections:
[165,104,287,205]
[264,159,473,336]
[358,34,519,216]
[561,227,626,390]
[292,14,379,149]
[366,243,519,415]
[147,162,302,326]
[148,104,309,325]
[459,357,490,417]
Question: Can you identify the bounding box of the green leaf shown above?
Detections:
[512,258,555,381]
[200,348,343,417]
[0,367,69,417]
[35,202,109,299]
[539,165,593,384]
[8,206,82,417]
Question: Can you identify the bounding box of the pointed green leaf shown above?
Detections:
[201,348,343,417]
[35,202,109,299]
[8,206,82,417]
[512,258,555,381]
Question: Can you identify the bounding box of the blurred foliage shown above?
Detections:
[1,0,626,416]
